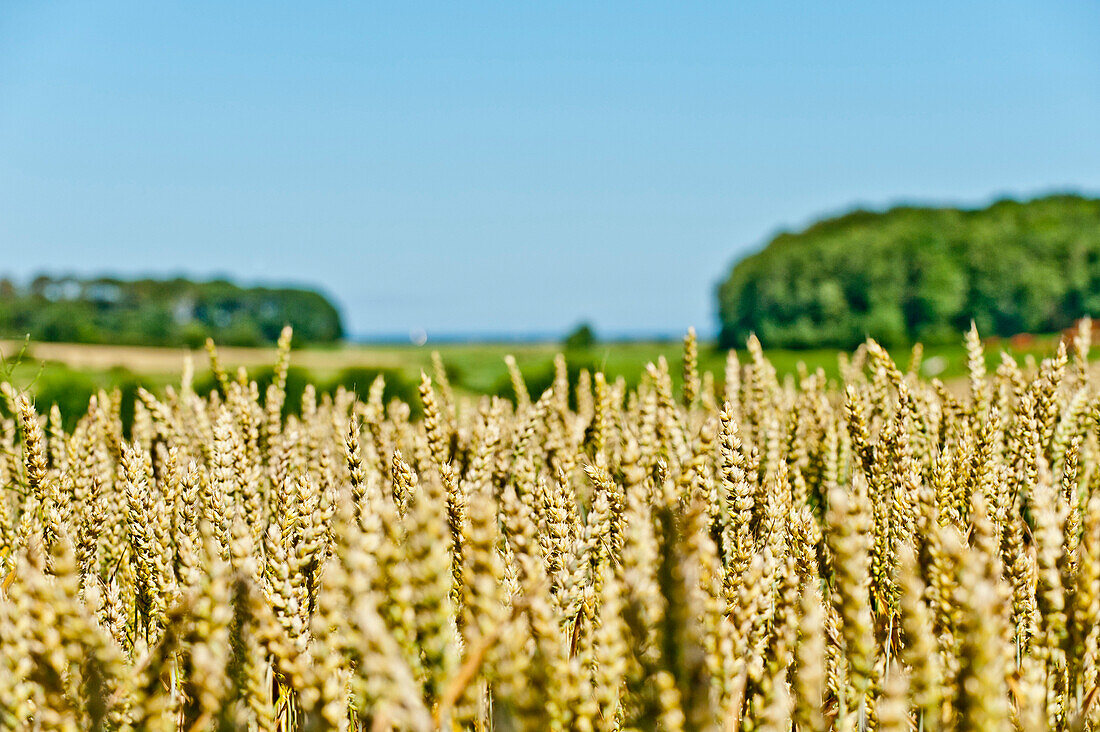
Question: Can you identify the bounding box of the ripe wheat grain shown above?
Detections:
[1,322,1099,730]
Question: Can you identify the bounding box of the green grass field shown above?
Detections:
[0,331,1075,424]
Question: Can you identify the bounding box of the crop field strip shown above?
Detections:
[0,331,1079,405]
[0,323,1099,730]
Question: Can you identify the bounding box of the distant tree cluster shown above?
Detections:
[0,276,344,346]
[563,322,597,350]
[717,194,1100,349]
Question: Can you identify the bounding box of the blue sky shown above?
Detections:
[1,2,1098,339]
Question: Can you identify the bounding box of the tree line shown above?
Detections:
[0,275,344,346]
[717,194,1100,349]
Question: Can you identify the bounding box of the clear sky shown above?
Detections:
[2,2,1099,340]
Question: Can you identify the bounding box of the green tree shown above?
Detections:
[0,275,346,347]
[717,195,1100,349]
[564,322,597,350]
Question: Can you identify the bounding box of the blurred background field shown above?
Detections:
[2,330,1078,431]
[5,195,1100,430]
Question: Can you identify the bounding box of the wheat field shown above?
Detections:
[1,323,1098,731]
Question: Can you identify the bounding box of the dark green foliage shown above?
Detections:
[563,322,597,351]
[12,363,418,437]
[191,365,313,417]
[191,365,419,418]
[0,275,344,346]
[32,367,98,429]
[717,194,1100,349]
[19,365,143,432]
[328,366,422,417]
[492,354,601,409]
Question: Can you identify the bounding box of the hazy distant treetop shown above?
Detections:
[564,322,597,350]
[717,194,1100,349]
[0,275,344,346]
